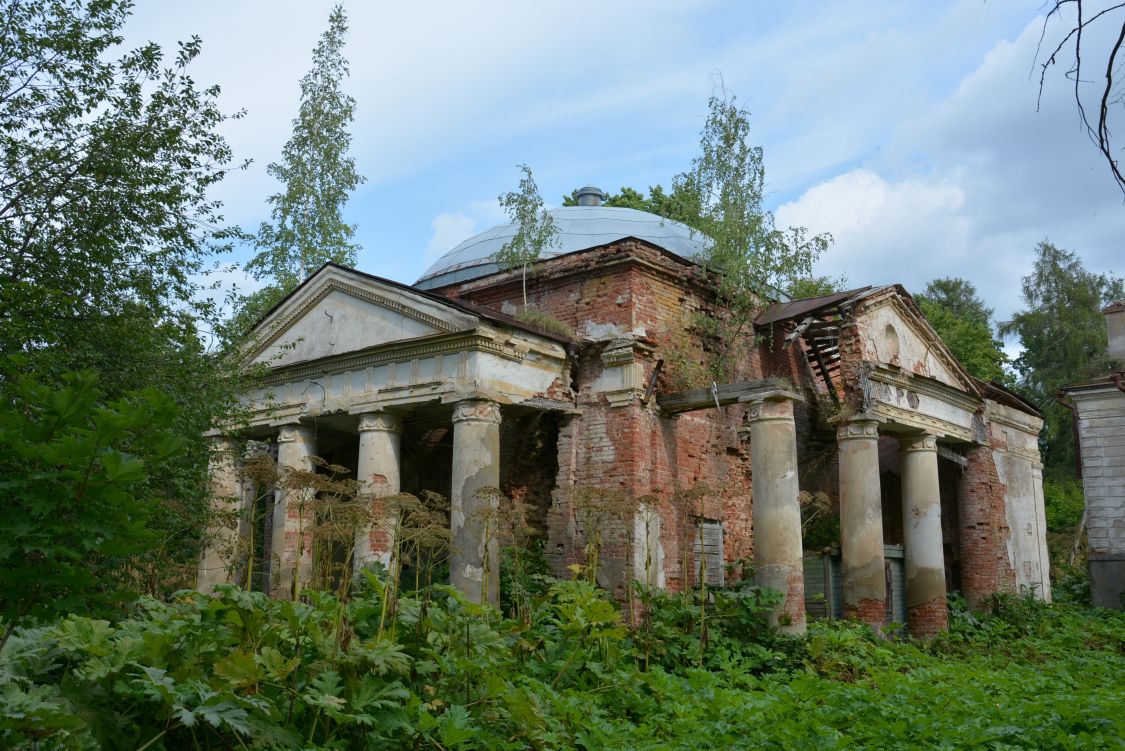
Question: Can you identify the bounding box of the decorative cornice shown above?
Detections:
[899,433,938,453]
[866,365,981,414]
[452,399,502,425]
[357,412,402,433]
[256,332,523,386]
[984,403,1044,435]
[601,338,654,366]
[869,402,975,443]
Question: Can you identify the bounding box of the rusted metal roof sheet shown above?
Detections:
[754,286,874,327]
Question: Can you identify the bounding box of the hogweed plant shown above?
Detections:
[375,490,451,641]
[572,486,638,591]
[668,482,720,663]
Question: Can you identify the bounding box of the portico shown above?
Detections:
[196,263,571,603]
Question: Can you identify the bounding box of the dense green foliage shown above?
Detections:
[0,369,186,643]
[915,278,1011,384]
[0,0,244,593]
[1000,241,1124,471]
[1043,477,1087,533]
[0,0,239,360]
[785,274,849,300]
[235,4,366,340]
[2,577,1121,749]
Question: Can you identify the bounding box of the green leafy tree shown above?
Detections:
[0,0,244,592]
[1000,241,1124,471]
[0,0,238,362]
[0,369,184,646]
[787,274,850,300]
[915,278,1010,384]
[240,4,365,333]
[677,92,831,380]
[679,92,829,297]
[493,164,559,310]
[563,94,831,380]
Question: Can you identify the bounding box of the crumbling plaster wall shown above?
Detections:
[438,241,767,592]
[986,400,1051,600]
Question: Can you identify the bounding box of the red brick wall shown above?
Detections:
[958,441,1016,610]
[434,241,766,592]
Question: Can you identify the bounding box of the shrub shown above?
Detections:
[514,307,574,339]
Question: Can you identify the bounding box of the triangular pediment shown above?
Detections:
[854,292,979,395]
[246,265,480,369]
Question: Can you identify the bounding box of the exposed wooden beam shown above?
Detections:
[657,378,795,413]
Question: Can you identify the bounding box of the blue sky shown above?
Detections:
[122,1,1122,328]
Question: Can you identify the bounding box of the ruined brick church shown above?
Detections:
[199,186,1051,637]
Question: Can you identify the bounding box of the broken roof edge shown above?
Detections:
[975,377,1043,418]
[753,286,878,327]
[249,261,575,346]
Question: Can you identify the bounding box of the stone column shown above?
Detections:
[197,436,244,592]
[746,394,806,634]
[354,412,402,569]
[837,416,886,627]
[271,424,317,599]
[450,399,502,606]
[899,433,948,636]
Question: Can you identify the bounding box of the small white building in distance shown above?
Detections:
[1061,302,1125,609]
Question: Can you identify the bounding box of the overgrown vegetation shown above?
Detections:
[0,0,246,595]
[915,277,1011,385]
[567,89,832,385]
[513,307,574,339]
[2,576,1121,749]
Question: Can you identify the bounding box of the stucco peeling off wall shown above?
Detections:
[465,346,568,404]
[985,400,1049,600]
[992,450,1048,598]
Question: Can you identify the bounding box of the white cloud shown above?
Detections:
[115,2,1120,302]
[423,213,478,264]
[776,15,1124,321]
[777,168,971,293]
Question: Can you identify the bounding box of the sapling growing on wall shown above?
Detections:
[493,164,559,310]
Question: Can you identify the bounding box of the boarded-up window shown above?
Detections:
[694,520,724,587]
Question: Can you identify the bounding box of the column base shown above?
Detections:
[907,596,948,638]
[845,598,887,629]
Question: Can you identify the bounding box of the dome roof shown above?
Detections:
[414,205,709,290]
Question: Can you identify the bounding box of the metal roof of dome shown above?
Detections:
[414,204,709,290]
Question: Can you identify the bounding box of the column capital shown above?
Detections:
[834,415,881,441]
[277,423,315,443]
[899,433,938,453]
[452,399,501,425]
[357,412,402,434]
[207,434,239,453]
[745,396,795,424]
